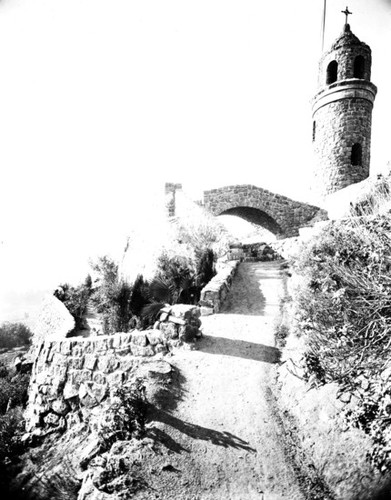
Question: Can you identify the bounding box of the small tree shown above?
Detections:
[0,323,32,349]
[90,256,138,334]
[54,276,92,331]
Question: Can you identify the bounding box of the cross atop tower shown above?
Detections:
[341,6,352,26]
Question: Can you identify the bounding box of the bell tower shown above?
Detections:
[312,9,377,197]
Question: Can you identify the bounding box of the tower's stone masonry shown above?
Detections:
[312,24,377,197]
[314,98,373,192]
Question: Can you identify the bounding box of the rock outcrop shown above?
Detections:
[31,295,75,343]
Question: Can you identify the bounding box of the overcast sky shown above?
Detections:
[1,0,391,319]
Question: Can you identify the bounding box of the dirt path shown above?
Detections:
[145,262,305,500]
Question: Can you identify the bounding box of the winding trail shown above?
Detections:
[147,262,304,500]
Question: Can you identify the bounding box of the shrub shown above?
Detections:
[90,256,138,334]
[129,275,150,318]
[0,363,9,379]
[0,323,32,349]
[194,247,216,292]
[54,275,92,331]
[8,374,30,410]
[292,214,391,470]
[99,381,147,448]
[0,379,13,413]
[349,174,391,217]
[173,207,230,258]
[33,459,81,500]
[0,373,30,414]
[0,407,25,463]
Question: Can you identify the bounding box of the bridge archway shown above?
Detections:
[219,206,283,237]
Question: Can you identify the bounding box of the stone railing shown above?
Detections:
[198,261,239,315]
[25,305,201,436]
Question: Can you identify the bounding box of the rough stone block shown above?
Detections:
[83,342,94,354]
[130,345,155,357]
[167,315,186,326]
[31,295,75,344]
[71,346,84,358]
[52,352,68,367]
[159,312,169,321]
[120,358,135,372]
[66,411,82,429]
[98,355,119,374]
[51,399,70,416]
[93,383,108,403]
[84,354,98,371]
[60,341,72,356]
[167,339,182,351]
[92,372,106,385]
[80,393,98,409]
[131,332,148,346]
[63,382,79,400]
[169,304,199,320]
[44,413,60,426]
[114,346,131,355]
[146,329,165,346]
[107,371,125,385]
[154,344,168,354]
[159,322,178,339]
[69,357,84,370]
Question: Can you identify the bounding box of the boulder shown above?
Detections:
[31,295,75,344]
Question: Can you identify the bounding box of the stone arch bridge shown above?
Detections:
[166,183,327,239]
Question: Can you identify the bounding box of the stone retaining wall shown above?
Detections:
[25,305,201,436]
[199,261,239,315]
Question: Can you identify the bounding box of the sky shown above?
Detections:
[1,0,391,320]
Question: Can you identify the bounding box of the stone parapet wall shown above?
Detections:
[203,185,326,238]
[199,261,239,315]
[25,305,201,436]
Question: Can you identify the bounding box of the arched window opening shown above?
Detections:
[351,143,363,166]
[326,60,338,84]
[312,121,316,142]
[354,55,365,78]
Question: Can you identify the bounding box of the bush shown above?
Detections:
[0,408,25,498]
[129,275,150,318]
[292,214,391,470]
[99,381,147,448]
[0,407,25,463]
[54,275,92,331]
[0,379,13,413]
[194,247,216,294]
[32,459,81,500]
[90,256,139,335]
[0,373,30,414]
[173,207,230,258]
[0,323,32,349]
[0,363,9,379]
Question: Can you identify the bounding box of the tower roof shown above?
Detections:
[330,24,369,52]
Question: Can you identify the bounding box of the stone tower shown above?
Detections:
[312,19,377,197]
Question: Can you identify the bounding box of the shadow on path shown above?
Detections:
[198,335,281,363]
[147,407,256,454]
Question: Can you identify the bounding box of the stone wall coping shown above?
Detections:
[42,331,135,345]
